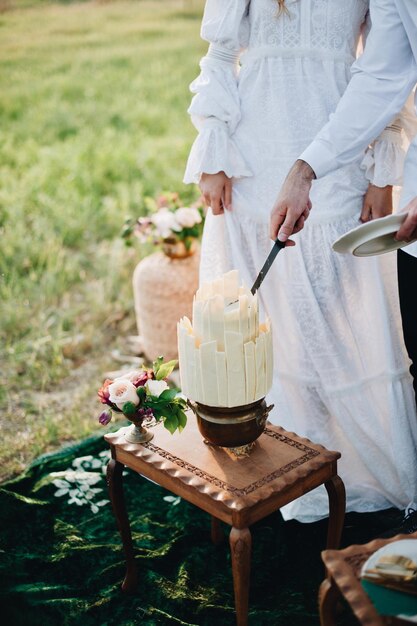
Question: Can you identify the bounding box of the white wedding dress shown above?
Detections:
[184,0,417,522]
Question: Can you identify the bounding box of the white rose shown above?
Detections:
[108,379,140,410]
[146,379,169,398]
[174,207,202,229]
[152,208,181,238]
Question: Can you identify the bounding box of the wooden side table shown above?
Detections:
[105,416,346,626]
[319,531,417,626]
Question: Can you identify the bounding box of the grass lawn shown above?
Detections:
[0,0,205,480]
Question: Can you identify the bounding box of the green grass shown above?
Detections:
[0,0,205,480]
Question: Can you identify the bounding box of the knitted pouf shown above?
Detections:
[133,248,200,362]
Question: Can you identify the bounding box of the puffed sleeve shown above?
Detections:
[183,0,253,184]
[358,13,417,187]
[361,91,417,187]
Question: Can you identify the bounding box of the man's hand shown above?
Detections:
[199,171,232,215]
[395,196,417,242]
[360,184,393,222]
[270,160,315,243]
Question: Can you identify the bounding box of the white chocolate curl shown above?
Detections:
[177,270,273,407]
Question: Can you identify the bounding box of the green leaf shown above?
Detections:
[122,401,137,417]
[152,356,164,376]
[177,410,187,432]
[121,224,133,238]
[160,404,176,419]
[152,407,164,420]
[136,386,146,400]
[164,414,179,435]
[159,388,179,402]
[155,359,178,380]
[146,398,163,407]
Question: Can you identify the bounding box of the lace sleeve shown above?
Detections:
[358,11,417,187]
[361,121,405,187]
[183,0,253,184]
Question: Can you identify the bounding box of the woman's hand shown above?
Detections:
[200,172,232,215]
[360,184,393,222]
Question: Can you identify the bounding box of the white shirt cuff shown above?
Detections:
[299,142,338,179]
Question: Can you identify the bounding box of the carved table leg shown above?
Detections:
[324,475,346,550]
[319,577,342,626]
[107,458,138,592]
[229,527,252,626]
[211,516,225,545]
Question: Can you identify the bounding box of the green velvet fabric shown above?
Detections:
[362,580,417,617]
[0,432,405,625]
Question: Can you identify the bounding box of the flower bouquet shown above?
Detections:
[122,192,204,259]
[97,357,187,443]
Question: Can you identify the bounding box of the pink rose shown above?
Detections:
[98,379,112,404]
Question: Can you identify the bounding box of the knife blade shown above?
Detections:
[250,238,286,295]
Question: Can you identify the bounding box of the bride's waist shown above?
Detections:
[241,46,355,66]
[232,188,363,225]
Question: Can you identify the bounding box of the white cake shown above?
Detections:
[177,270,273,407]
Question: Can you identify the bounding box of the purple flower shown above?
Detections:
[98,409,112,426]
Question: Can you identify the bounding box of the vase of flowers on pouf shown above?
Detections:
[123,193,204,362]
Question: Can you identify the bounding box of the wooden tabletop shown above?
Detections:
[321,532,417,626]
[105,415,340,528]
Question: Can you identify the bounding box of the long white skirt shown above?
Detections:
[200,207,417,522]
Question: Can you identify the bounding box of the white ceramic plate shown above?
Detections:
[361,538,417,623]
[332,213,417,257]
[361,539,417,579]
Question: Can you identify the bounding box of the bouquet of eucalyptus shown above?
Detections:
[97,357,187,435]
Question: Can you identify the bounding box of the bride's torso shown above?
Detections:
[246,0,368,58]
[232,0,371,222]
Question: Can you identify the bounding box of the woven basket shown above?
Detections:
[133,247,200,362]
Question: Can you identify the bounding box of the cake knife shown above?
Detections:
[250,238,286,295]
[227,238,286,306]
